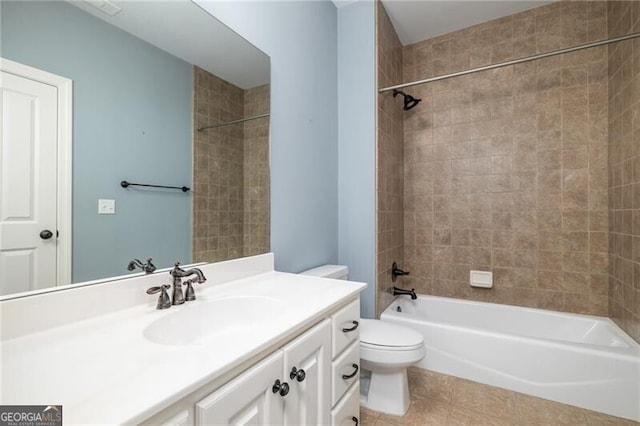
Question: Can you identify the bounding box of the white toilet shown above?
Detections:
[358,318,425,415]
[299,264,426,416]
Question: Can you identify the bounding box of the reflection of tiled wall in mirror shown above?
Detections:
[192,66,270,263]
[243,85,271,257]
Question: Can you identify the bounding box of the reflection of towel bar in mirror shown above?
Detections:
[120,180,190,192]
[197,112,270,132]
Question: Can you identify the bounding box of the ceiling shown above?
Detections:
[375,0,554,46]
[70,0,555,85]
[67,0,269,89]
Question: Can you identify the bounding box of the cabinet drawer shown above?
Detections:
[330,382,360,426]
[331,340,359,407]
[331,299,360,358]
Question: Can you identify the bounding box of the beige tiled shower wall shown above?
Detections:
[376,2,404,317]
[243,84,270,257]
[193,67,270,263]
[398,2,611,316]
[607,1,640,342]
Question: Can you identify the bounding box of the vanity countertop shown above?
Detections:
[0,257,366,424]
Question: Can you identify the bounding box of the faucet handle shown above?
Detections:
[143,258,156,273]
[184,278,197,301]
[146,284,170,294]
[184,272,207,301]
[391,262,410,282]
[147,284,171,309]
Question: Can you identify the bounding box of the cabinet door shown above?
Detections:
[196,351,284,425]
[282,319,331,426]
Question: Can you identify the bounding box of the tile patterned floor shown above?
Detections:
[360,368,639,425]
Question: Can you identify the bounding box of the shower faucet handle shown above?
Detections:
[391,262,410,282]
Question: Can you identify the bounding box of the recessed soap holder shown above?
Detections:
[470,270,493,288]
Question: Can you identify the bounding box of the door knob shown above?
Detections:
[39,230,54,240]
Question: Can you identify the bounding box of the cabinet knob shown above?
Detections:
[352,416,359,425]
[342,363,359,380]
[289,366,306,382]
[342,320,359,333]
[272,379,290,397]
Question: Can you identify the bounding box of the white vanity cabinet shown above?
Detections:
[196,319,331,425]
[146,296,361,426]
[1,253,368,425]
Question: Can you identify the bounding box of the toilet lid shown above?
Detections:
[359,319,424,348]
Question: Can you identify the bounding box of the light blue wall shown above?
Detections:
[195,1,340,273]
[2,1,192,282]
[337,1,377,318]
[198,1,379,316]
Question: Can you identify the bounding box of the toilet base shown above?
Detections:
[359,367,410,416]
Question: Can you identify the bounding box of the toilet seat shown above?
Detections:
[359,319,424,350]
[361,340,424,351]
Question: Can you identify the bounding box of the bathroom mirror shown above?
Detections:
[0,0,270,297]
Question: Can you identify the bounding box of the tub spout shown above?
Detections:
[393,286,417,300]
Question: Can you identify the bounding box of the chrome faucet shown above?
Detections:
[393,286,417,300]
[169,262,207,305]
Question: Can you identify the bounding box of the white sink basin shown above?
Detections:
[144,296,286,346]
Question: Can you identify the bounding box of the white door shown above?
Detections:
[0,71,58,295]
[196,351,285,425]
[283,319,331,426]
[0,58,72,295]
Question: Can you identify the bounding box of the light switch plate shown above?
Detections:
[98,199,115,214]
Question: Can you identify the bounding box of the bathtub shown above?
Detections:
[381,295,640,422]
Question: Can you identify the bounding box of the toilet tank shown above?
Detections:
[299,265,349,280]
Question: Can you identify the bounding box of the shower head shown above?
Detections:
[393,89,422,111]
